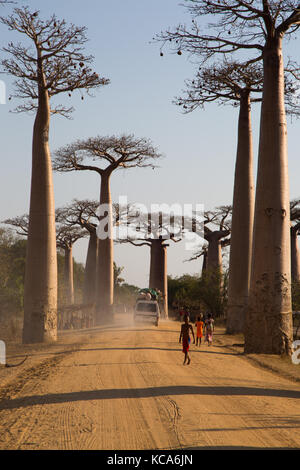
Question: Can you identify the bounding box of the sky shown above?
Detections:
[0,0,300,287]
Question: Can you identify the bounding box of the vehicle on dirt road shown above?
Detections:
[134,300,160,326]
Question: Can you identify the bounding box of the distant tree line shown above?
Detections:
[0,227,140,330]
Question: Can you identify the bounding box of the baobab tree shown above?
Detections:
[0,7,109,343]
[56,199,126,309]
[53,135,162,323]
[176,60,261,333]
[186,207,231,278]
[157,0,300,354]
[176,59,299,333]
[56,200,99,306]
[118,210,183,318]
[3,213,86,306]
[203,207,231,276]
[56,223,86,306]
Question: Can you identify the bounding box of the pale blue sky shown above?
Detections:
[1,1,300,287]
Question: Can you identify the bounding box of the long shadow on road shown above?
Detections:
[0,385,299,411]
[7,346,240,360]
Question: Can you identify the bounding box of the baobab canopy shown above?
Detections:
[0,6,109,116]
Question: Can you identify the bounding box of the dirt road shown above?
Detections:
[0,314,299,450]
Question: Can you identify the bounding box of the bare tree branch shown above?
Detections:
[155,1,300,64]
[2,214,29,236]
[175,59,264,112]
[1,6,110,117]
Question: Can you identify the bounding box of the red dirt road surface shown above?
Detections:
[0,314,299,450]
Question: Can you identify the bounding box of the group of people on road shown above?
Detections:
[178,309,214,365]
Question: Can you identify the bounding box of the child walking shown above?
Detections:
[204,313,214,346]
[195,315,204,347]
[179,314,195,365]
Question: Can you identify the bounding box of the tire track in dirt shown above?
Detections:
[0,344,84,449]
[1,319,299,449]
[125,325,300,450]
[88,329,180,449]
[159,340,300,449]
[130,329,184,449]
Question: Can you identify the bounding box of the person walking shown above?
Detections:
[204,313,214,346]
[179,314,195,364]
[195,314,204,347]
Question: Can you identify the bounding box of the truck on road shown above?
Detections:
[134,289,161,326]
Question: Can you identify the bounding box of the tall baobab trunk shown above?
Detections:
[204,230,229,306]
[149,239,161,289]
[205,230,229,287]
[96,171,114,323]
[23,63,57,344]
[245,37,293,355]
[291,226,300,283]
[149,239,168,318]
[83,229,98,305]
[64,246,74,305]
[206,234,223,275]
[227,92,254,334]
[160,244,168,319]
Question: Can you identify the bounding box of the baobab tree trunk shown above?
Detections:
[227,92,254,334]
[202,250,207,275]
[156,244,168,319]
[160,244,168,319]
[206,235,223,275]
[64,246,74,305]
[245,37,293,355]
[23,67,57,344]
[149,239,161,289]
[149,240,168,318]
[291,227,300,283]
[205,231,228,290]
[83,230,98,305]
[95,171,114,323]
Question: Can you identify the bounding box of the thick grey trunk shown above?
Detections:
[149,239,161,290]
[95,172,114,323]
[205,231,229,291]
[161,244,168,318]
[291,227,300,283]
[207,236,223,275]
[227,92,254,334]
[245,38,293,355]
[83,229,98,305]
[23,65,57,344]
[64,246,74,305]
[149,239,168,318]
[149,240,160,289]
